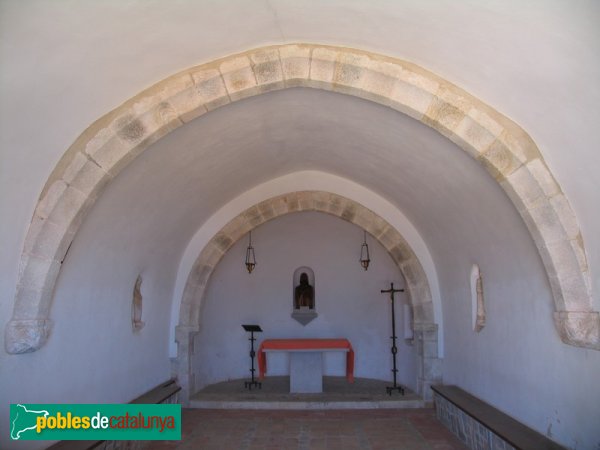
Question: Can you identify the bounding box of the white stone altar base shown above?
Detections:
[290,352,323,393]
[265,348,350,393]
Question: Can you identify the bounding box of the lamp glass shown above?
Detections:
[360,231,370,271]
[245,231,256,273]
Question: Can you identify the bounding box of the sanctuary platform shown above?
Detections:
[190,376,425,410]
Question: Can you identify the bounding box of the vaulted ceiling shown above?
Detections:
[2,1,598,294]
[87,87,530,284]
[1,1,599,351]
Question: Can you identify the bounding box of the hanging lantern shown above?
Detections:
[360,230,370,270]
[245,231,256,274]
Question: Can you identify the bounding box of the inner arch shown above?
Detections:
[168,170,444,358]
[176,191,439,401]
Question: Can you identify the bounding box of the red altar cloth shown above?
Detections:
[257,338,354,382]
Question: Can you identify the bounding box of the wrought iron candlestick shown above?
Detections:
[381,282,405,395]
[242,324,263,390]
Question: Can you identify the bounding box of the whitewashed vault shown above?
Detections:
[5,44,598,354]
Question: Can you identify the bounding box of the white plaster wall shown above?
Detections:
[193,212,417,391]
[0,159,177,450]
[0,2,599,449]
[438,200,600,449]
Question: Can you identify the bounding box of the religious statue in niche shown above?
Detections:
[295,272,314,309]
[291,267,317,326]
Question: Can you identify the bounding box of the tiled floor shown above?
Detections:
[146,408,467,450]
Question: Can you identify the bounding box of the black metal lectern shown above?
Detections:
[242,324,262,390]
[381,283,405,396]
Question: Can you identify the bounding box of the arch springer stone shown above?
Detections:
[554,311,600,350]
[5,319,52,354]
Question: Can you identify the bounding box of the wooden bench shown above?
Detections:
[47,379,181,450]
[431,385,565,450]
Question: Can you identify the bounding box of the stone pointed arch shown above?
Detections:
[175,191,440,401]
[5,43,597,354]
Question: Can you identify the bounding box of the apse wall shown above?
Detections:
[193,211,417,391]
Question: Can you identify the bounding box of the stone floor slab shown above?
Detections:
[191,376,425,410]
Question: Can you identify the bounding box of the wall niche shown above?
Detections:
[291,266,317,326]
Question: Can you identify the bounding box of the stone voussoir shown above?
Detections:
[12,285,54,320]
[257,199,276,221]
[45,186,92,237]
[526,200,569,246]
[569,236,589,275]
[549,269,591,313]
[549,193,580,241]
[388,79,436,121]
[84,132,131,175]
[220,55,258,101]
[36,180,68,220]
[67,157,110,199]
[199,242,224,269]
[16,254,61,293]
[477,138,523,181]
[309,47,338,88]
[213,232,234,253]
[26,219,75,262]
[220,215,253,243]
[242,206,263,227]
[506,164,549,212]
[422,97,466,139]
[451,109,501,157]
[526,158,560,198]
[283,192,301,212]
[497,126,540,165]
[166,75,208,123]
[190,66,231,111]
[249,48,284,91]
[331,53,368,95]
[128,72,196,118]
[279,45,311,86]
[270,195,291,216]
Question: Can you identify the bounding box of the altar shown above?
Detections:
[257,338,354,393]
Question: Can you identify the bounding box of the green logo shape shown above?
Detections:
[10,404,50,440]
[10,404,181,441]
